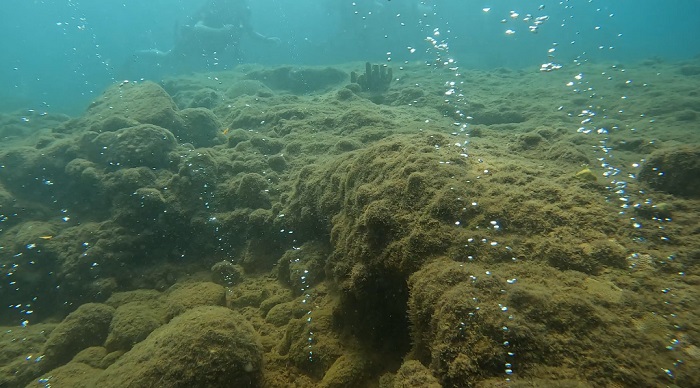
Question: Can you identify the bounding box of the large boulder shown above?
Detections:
[63,81,220,147]
[85,81,182,131]
[104,300,168,352]
[176,107,222,147]
[639,146,700,197]
[87,124,177,169]
[392,360,441,388]
[41,303,115,369]
[95,306,263,387]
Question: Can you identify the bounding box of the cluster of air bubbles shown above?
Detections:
[291,248,315,363]
[447,141,469,160]
[459,235,517,263]
[459,267,518,379]
[278,216,295,239]
[593,139,660,235]
[655,274,688,381]
[497,274,518,379]
[17,109,50,123]
[56,5,116,93]
[422,26,472,140]
[575,108,604,134]
[482,5,549,36]
[7,299,35,328]
[540,62,562,72]
[4,237,65,327]
[562,66,671,238]
[557,48,682,381]
[424,28,452,67]
[454,206,518,264]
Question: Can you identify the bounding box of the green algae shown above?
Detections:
[1,60,699,387]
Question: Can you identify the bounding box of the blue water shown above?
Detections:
[1,0,699,115]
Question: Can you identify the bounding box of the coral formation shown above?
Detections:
[351,62,393,92]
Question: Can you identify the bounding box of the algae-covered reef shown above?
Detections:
[1,61,699,387]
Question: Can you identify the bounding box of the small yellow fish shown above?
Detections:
[39,236,53,240]
[222,127,230,135]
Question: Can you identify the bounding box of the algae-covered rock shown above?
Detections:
[89,124,177,169]
[226,79,273,98]
[407,259,509,386]
[516,131,545,150]
[64,157,100,180]
[9,221,60,248]
[319,353,373,388]
[264,301,299,327]
[245,66,347,93]
[236,173,271,209]
[30,362,102,388]
[0,323,55,386]
[227,128,251,147]
[103,166,159,194]
[71,346,109,369]
[634,201,674,219]
[0,181,12,208]
[267,154,287,172]
[104,289,163,308]
[41,303,115,369]
[81,82,220,148]
[95,306,263,387]
[392,360,441,388]
[89,115,140,133]
[0,139,79,202]
[334,138,362,152]
[123,187,167,220]
[61,157,111,214]
[177,107,221,147]
[249,135,284,155]
[111,187,169,229]
[277,241,328,296]
[44,222,152,299]
[104,301,168,352]
[336,87,356,101]
[470,109,526,125]
[280,306,344,377]
[179,87,222,109]
[639,146,700,197]
[86,81,181,130]
[211,260,244,286]
[164,281,226,317]
[282,134,473,351]
[546,141,591,164]
[541,236,628,275]
[286,133,469,277]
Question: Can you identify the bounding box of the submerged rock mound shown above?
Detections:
[2,61,699,387]
[96,306,263,387]
[639,146,700,197]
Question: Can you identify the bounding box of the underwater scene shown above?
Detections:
[1,1,699,387]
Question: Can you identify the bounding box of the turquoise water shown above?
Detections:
[1,1,699,386]
[1,0,698,114]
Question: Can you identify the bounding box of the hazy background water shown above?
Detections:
[1,0,699,115]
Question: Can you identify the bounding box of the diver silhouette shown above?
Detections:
[132,0,279,73]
